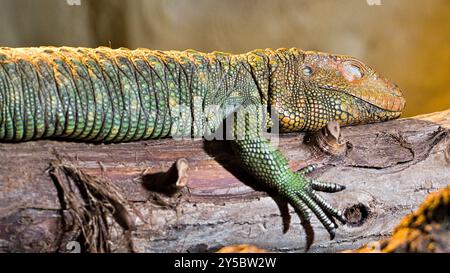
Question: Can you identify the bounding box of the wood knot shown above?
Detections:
[344,203,370,227]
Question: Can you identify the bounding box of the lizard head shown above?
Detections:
[272,49,405,132]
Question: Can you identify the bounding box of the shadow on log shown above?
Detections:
[1,110,450,252]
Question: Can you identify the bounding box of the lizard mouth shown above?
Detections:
[319,85,405,115]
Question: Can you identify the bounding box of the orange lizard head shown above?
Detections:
[270,49,406,132]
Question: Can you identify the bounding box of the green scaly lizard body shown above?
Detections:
[0,46,405,242]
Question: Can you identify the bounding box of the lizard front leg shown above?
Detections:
[230,104,346,243]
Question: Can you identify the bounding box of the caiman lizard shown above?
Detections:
[0,47,405,241]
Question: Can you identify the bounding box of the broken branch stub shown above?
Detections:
[142,158,190,194]
[306,121,347,155]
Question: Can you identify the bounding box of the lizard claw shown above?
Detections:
[297,164,318,175]
[284,172,346,241]
[311,179,346,193]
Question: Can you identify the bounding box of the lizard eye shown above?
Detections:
[342,62,363,81]
[302,66,313,76]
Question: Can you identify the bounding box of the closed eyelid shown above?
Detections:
[342,61,364,81]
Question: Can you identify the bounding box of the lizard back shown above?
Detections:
[0,47,264,142]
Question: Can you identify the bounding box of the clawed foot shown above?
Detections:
[284,164,347,240]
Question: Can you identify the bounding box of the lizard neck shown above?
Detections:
[246,48,305,132]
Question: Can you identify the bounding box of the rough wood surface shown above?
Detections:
[348,183,450,253]
[1,110,450,253]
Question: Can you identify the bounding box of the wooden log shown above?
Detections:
[1,110,450,253]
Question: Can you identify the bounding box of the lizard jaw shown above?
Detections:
[356,74,405,113]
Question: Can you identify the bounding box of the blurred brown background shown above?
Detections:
[0,0,449,117]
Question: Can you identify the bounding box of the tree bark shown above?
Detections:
[1,110,450,253]
[347,183,450,253]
